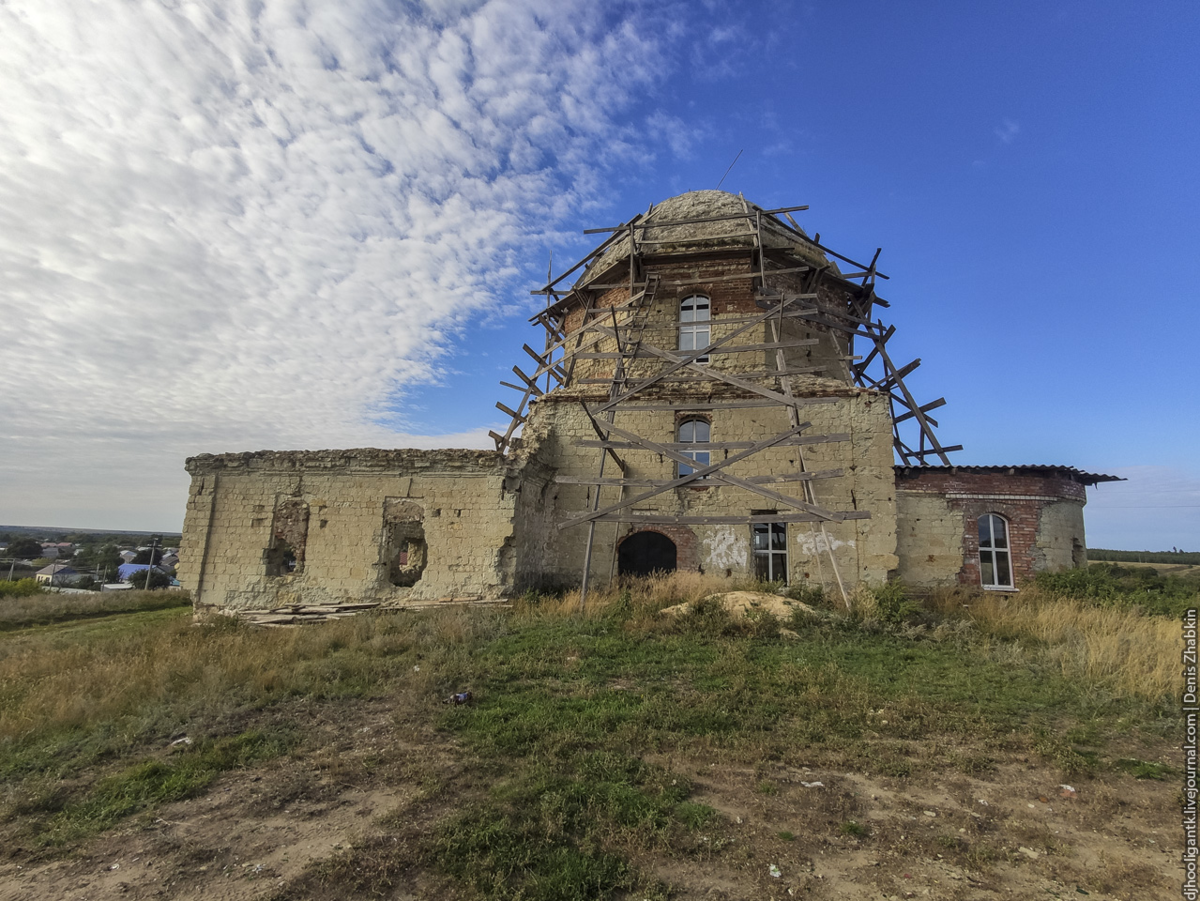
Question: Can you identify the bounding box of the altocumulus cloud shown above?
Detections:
[0,0,665,528]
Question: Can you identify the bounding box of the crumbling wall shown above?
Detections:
[564,255,855,389]
[894,469,1088,588]
[181,448,524,615]
[524,383,897,594]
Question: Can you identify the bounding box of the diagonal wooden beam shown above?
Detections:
[560,420,812,529]
[873,336,953,464]
[561,416,848,529]
[605,332,824,411]
[591,297,817,412]
[577,401,626,474]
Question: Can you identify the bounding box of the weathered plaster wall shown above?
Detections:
[180,449,522,613]
[893,491,964,588]
[563,254,855,388]
[523,382,897,594]
[894,469,1088,588]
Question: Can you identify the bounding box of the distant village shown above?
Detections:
[0,531,183,591]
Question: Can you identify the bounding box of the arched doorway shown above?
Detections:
[618,531,677,577]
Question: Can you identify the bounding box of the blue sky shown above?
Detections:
[0,0,1196,550]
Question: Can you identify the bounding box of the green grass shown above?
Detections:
[0,587,191,629]
[1089,549,1200,565]
[1114,757,1174,780]
[24,728,297,846]
[0,578,1182,897]
[1034,562,1200,617]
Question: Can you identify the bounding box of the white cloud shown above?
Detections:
[0,0,666,529]
[994,118,1020,144]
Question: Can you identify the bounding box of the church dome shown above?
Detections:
[576,190,834,288]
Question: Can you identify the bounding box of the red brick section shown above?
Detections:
[618,525,700,572]
[560,254,855,378]
[896,470,1086,587]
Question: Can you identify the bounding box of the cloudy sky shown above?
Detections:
[1,0,1197,550]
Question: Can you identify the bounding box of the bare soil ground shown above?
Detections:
[0,696,1180,901]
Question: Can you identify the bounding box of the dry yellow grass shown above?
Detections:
[0,605,496,745]
[928,586,1182,702]
[515,570,741,620]
[0,588,188,627]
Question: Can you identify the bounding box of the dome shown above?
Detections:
[576,190,834,288]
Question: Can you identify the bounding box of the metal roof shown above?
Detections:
[894,464,1124,486]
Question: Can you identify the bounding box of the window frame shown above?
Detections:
[676,417,710,478]
[977,513,1015,590]
[752,521,788,584]
[679,295,711,364]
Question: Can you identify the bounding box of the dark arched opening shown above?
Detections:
[618,531,677,577]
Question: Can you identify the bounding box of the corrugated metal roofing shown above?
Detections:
[894,464,1123,486]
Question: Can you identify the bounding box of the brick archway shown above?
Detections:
[617,530,678,577]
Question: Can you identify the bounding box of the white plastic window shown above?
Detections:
[679,295,711,363]
[753,522,788,583]
[978,513,1014,588]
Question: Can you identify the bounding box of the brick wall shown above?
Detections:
[895,469,1089,588]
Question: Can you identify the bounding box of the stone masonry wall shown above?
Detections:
[564,255,854,389]
[180,449,522,613]
[523,386,898,594]
[894,469,1088,588]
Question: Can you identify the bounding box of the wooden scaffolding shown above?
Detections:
[489,198,959,602]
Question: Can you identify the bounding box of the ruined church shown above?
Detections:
[180,191,1117,616]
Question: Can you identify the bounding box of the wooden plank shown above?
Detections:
[670,265,811,288]
[583,204,810,234]
[556,468,843,487]
[894,397,946,425]
[575,338,821,361]
[575,433,849,451]
[563,417,845,526]
[746,468,844,485]
[874,337,952,464]
[881,358,921,388]
[511,365,544,394]
[577,400,626,474]
[561,421,813,528]
[611,337,829,412]
[609,398,841,413]
[495,401,525,423]
[852,324,895,374]
[590,298,819,413]
[538,212,644,292]
[584,511,871,525]
[708,338,820,354]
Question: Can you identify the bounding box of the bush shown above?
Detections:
[870,581,920,625]
[125,569,172,591]
[0,578,44,598]
[1035,563,1199,617]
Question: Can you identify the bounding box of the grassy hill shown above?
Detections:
[0,572,1185,899]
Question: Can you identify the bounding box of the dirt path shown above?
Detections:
[0,700,1181,901]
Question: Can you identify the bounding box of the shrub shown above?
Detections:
[0,578,43,598]
[1035,563,1199,617]
[854,581,919,625]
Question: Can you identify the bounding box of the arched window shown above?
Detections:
[677,418,710,477]
[978,513,1014,588]
[679,295,711,363]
